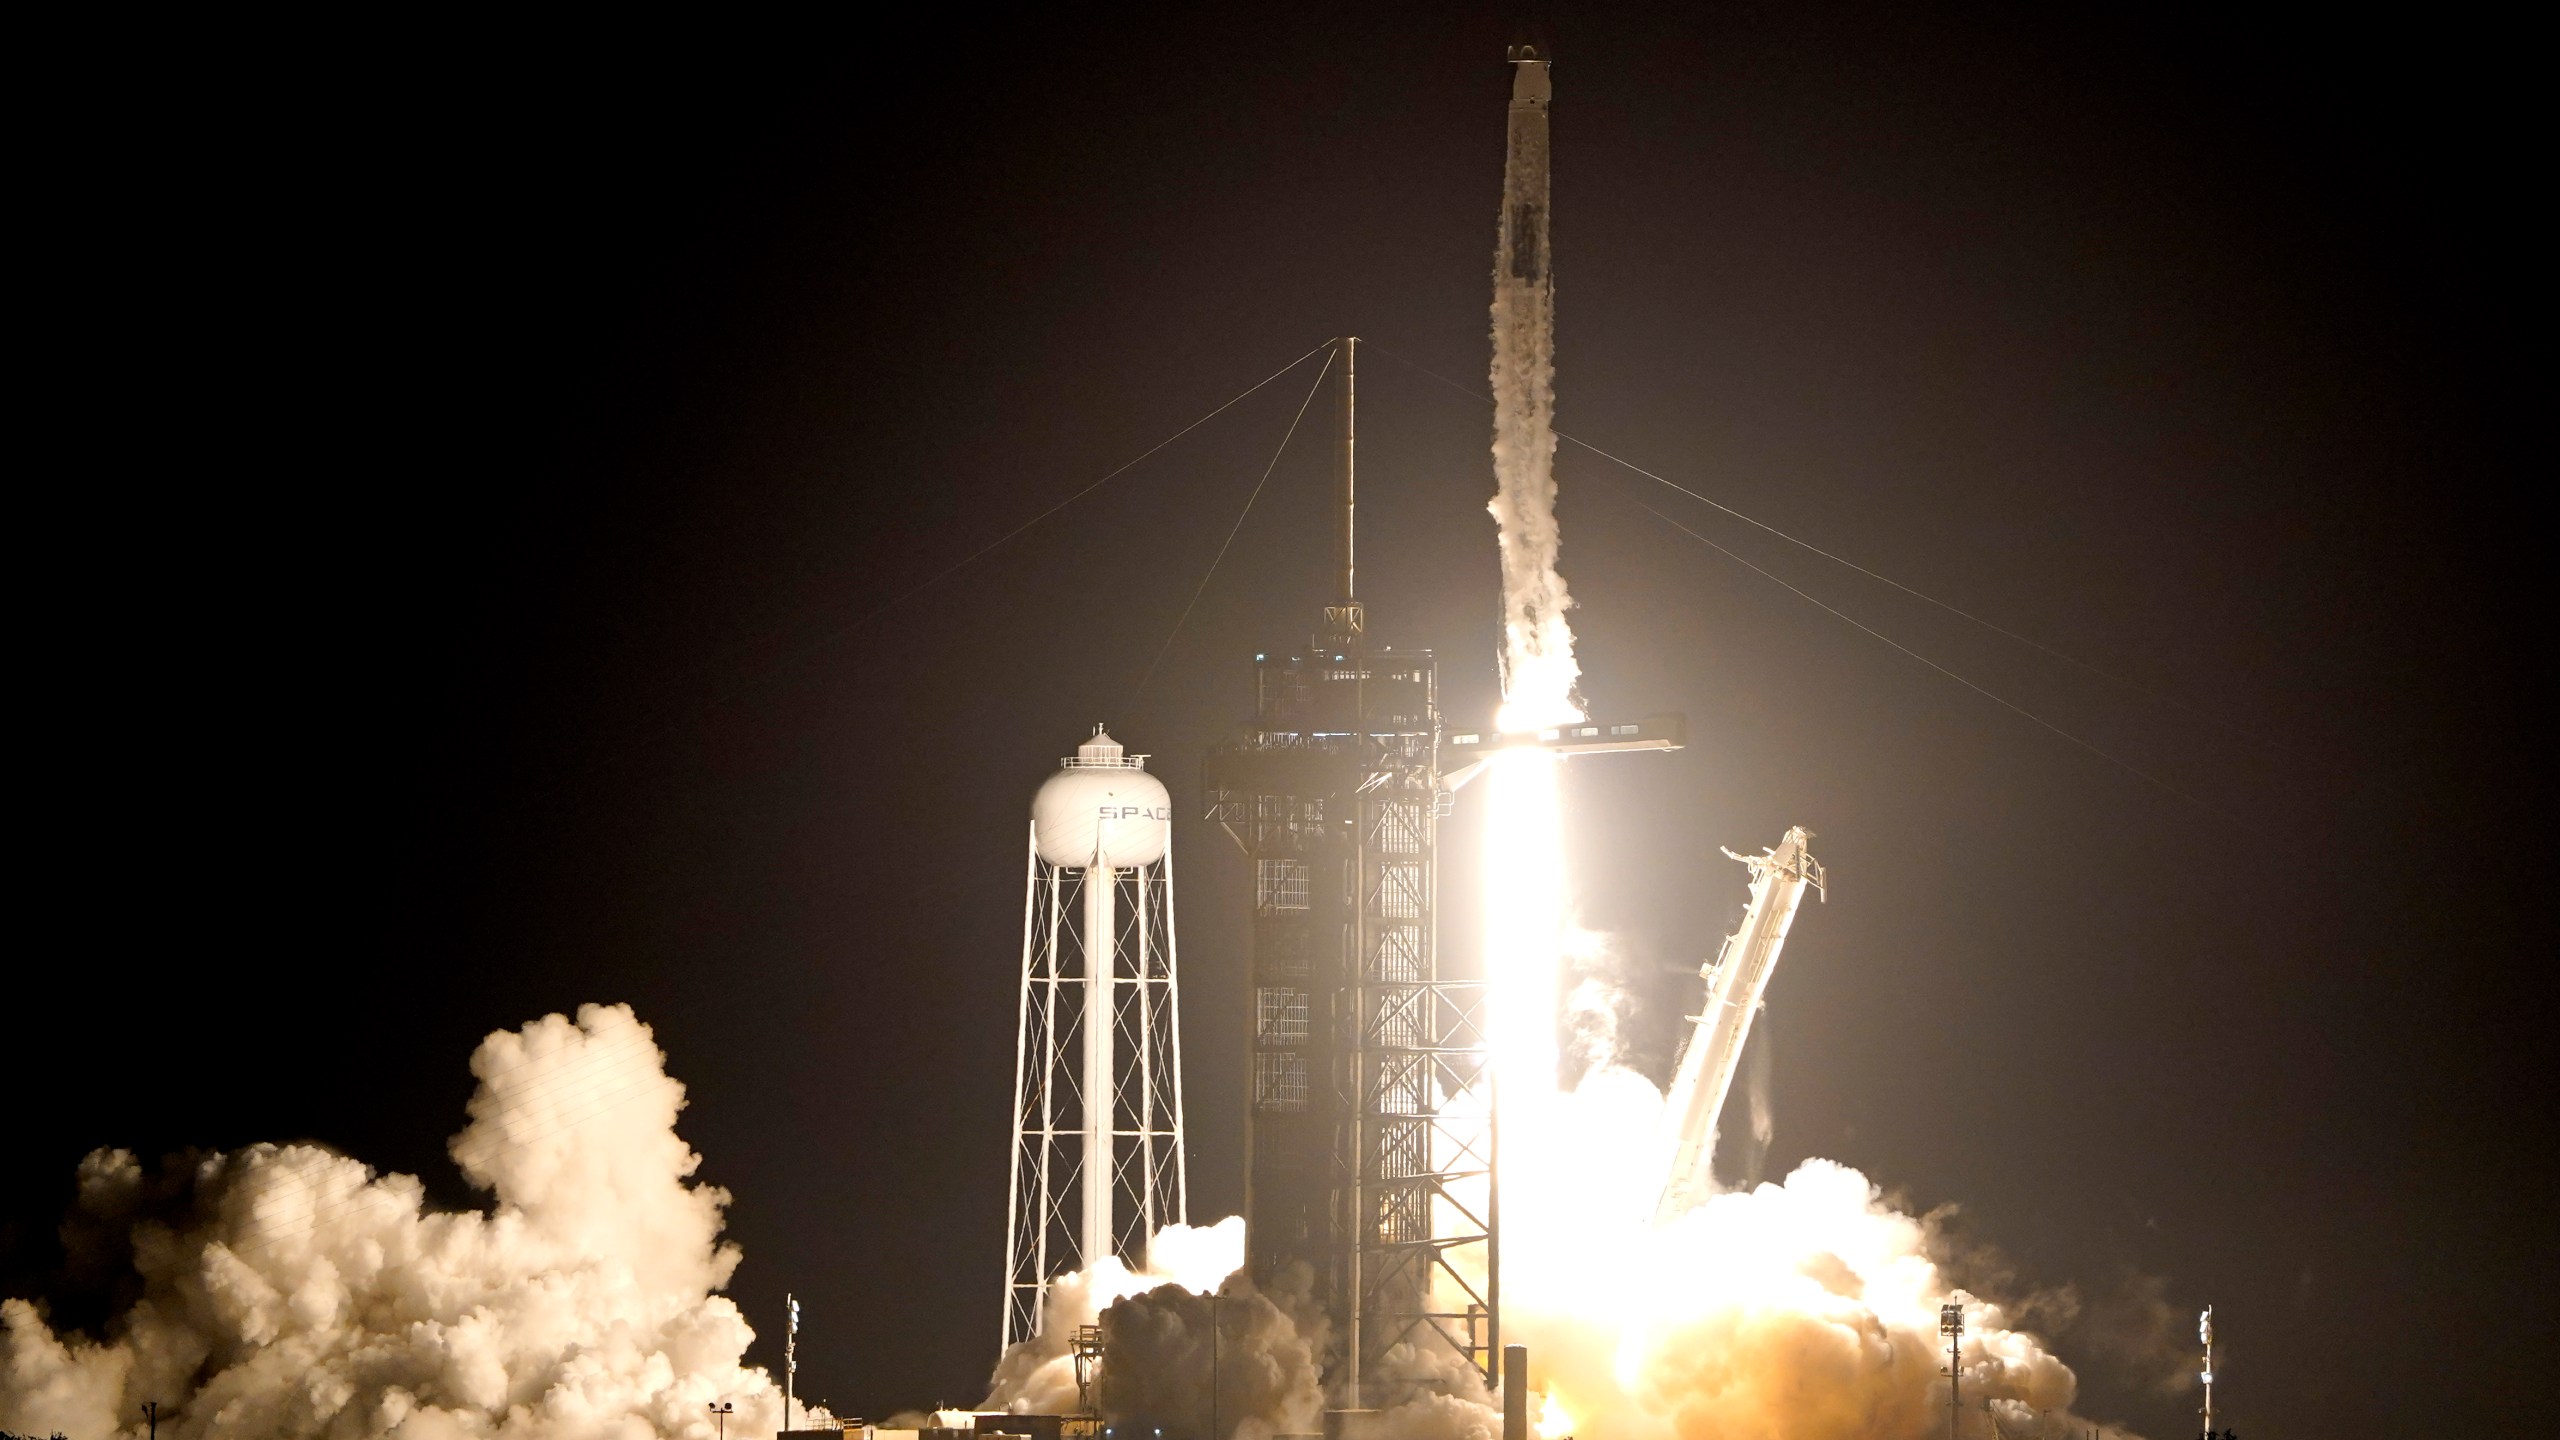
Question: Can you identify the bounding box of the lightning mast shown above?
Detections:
[1205,336,1495,1405]
[1655,825,1824,1220]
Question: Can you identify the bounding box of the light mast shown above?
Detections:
[2200,1306,2216,1436]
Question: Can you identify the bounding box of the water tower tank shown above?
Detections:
[1032,728,1171,868]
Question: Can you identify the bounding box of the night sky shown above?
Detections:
[13,6,2541,1436]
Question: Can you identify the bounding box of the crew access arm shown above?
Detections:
[1655,825,1824,1221]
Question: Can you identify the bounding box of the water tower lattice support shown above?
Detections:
[1002,741,1187,1355]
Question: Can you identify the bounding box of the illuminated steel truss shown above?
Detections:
[1002,835,1187,1354]
[1206,635,1498,1403]
[1347,780,1498,1395]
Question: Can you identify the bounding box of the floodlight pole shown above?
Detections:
[1940,1303,1966,1440]
[709,1400,734,1440]
[2198,1306,2215,1438]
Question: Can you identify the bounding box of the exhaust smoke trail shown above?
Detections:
[1489,47,1582,734]
[0,1005,802,1440]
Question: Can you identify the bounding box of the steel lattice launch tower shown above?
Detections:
[1003,729,1188,1351]
[1205,341,1498,1403]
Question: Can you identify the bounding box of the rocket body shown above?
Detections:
[1499,54,1553,287]
[1489,47,1581,731]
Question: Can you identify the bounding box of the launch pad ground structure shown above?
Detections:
[1206,620,1492,1404]
[1202,340,1687,1404]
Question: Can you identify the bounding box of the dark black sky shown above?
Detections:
[14,5,2544,1436]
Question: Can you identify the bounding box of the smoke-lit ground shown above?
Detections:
[992,1059,2135,1440]
[978,762,2139,1440]
[0,1008,2149,1440]
[978,1220,1328,1440]
[0,1005,800,1440]
[1490,1061,2102,1440]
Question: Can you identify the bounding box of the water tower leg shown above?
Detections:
[1082,865,1118,1268]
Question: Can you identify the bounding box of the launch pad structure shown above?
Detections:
[1203,337,1685,1405]
[1204,337,1496,1404]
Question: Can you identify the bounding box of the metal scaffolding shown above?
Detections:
[1202,339,1497,1404]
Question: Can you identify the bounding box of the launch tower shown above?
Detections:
[1003,729,1188,1352]
[1654,826,1823,1220]
[1204,339,1499,1403]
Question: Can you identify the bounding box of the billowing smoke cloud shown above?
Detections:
[982,1226,1511,1440]
[1488,1056,2131,1440]
[0,1004,802,1440]
[980,1219,1256,1419]
[1094,1272,1323,1440]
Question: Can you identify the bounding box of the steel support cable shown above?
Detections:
[1365,341,2296,758]
[1128,348,1339,709]
[580,338,1337,775]
[1608,483,2240,823]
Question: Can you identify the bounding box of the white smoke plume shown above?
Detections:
[1091,1271,1324,1440]
[1477,1034,2136,1440]
[980,1230,1506,1440]
[979,1219,1253,1419]
[0,1004,803,1440]
[1489,56,1582,733]
[1478,763,2134,1440]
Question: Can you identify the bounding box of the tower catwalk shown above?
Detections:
[1003,728,1187,1353]
[1205,339,1497,1404]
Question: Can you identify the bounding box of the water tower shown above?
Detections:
[1002,726,1188,1352]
